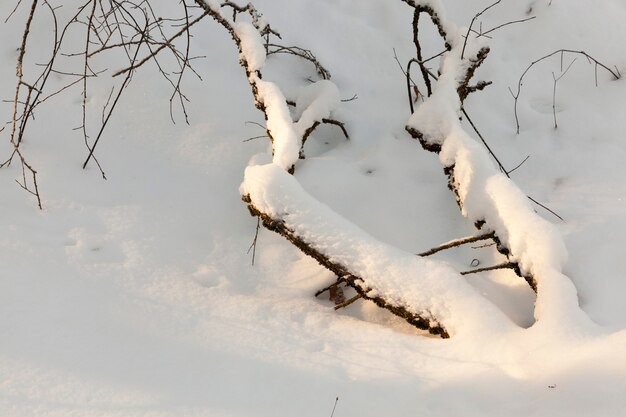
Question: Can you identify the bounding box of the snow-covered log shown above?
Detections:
[241,164,515,338]
[403,1,591,329]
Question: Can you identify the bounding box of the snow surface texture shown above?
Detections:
[1,0,626,416]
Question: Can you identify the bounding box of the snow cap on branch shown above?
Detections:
[252,77,301,170]
[294,80,340,136]
[235,21,267,72]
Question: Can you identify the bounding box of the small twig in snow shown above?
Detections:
[418,232,495,257]
[330,397,339,417]
[334,294,362,310]
[551,58,577,129]
[461,107,509,175]
[341,94,358,102]
[266,43,331,80]
[247,217,261,265]
[527,195,564,222]
[460,262,517,275]
[243,135,268,142]
[511,49,620,134]
[315,279,347,298]
[506,155,530,175]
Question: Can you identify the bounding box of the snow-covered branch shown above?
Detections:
[403,0,591,330]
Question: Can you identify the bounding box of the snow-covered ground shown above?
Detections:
[1,1,625,416]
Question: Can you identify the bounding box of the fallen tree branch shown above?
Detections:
[191,1,456,336]
[402,2,541,292]
[243,195,449,337]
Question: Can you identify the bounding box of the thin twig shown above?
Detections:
[478,16,536,37]
[315,279,346,298]
[330,397,339,417]
[460,261,517,275]
[551,58,577,129]
[461,0,501,60]
[462,108,563,221]
[112,8,211,77]
[247,217,261,265]
[334,294,362,310]
[527,195,564,221]
[266,44,330,80]
[511,49,620,134]
[418,232,495,257]
[506,155,530,175]
[83,22,148,171]
[4,0,24,23]
[461,107,508,175]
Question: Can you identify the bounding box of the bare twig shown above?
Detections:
[551,58,577,129]
[477,16,536,37]
[266,43,331,80]
[83,21,148,171]
[300,119,349,159]
[112,8,211,78]
[411,8,433,97]
[461,107,508,175]
[4,0,24,23]
[10,0,38,147]
[418,232,495,257]
[461,0,501,60]
[334,294,362,310]
[315,279,347,298]
[461,108,563,221]
[506,155,530,175]
[511,49,620,134]
[460,261,517,275]
[247,217,261,265]
[330,397,339,417]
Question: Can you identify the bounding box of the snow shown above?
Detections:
[1,0,626,416]
[294,80,340,137]
[234,22,267,72]
[251,75,301,169]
